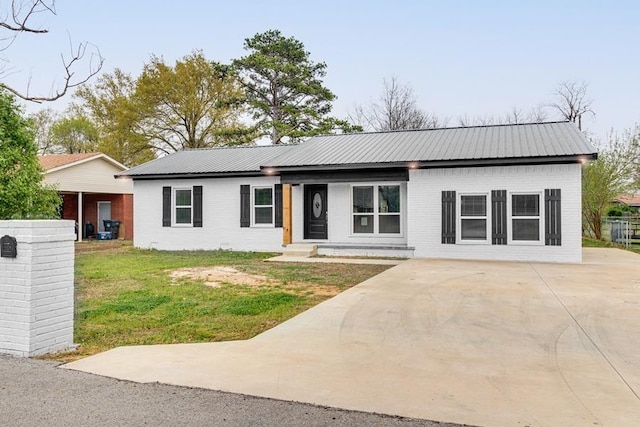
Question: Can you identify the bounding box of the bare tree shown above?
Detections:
[458,104,550,127]
[0,0,103,102]
[29,107,60,154]
[457,114,497,127]
[349,76,441,131]
[549,81,594,130]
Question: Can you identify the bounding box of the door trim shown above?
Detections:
[304,184,328,240]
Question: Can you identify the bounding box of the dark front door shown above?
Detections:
[304,184,328,240]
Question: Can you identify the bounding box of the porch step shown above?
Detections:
[283,244,318,258]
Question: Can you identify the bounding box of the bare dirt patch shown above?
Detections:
[169,266,274,288]
[168,266,343,297]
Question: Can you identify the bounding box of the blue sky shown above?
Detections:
[4,0,638,141]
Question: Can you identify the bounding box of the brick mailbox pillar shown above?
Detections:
[0,220,75,357]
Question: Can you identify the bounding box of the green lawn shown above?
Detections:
[582,236,640,254]
[57,242,391,362]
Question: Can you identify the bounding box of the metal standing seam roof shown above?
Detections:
[119,122,597,178]
[262,121,597,169]
[119,144,298,177]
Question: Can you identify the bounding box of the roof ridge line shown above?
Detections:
[312,121,573,138]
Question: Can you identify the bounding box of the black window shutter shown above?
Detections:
[193,186,203,227]
[491,190,507,245]
[162,186,171,227]
[545,189,561,246]
[441,191,456,244]
[274,184,283,228]
[240,185,250,228]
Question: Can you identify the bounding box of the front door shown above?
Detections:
[304,184,328,240]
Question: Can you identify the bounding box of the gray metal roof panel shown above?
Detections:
[120,144,296,177]
[264,122,596,168]
[120,122,596,178]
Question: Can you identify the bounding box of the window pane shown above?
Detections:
[353,214,374,233]
[461,195,486,216]
[254,188,272,206]
[461,219,486,240]
[176,207,191,224]
[353,187,374,213]
[512,194,539,216]
[255,206,273,224]
[379,215,400,233]
[175,189,191,207]
[512,219,540,240]
[379,186,400,213]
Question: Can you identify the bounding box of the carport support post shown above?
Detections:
[77,191,83,242]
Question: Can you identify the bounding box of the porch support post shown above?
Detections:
[77,191,83,242]
[283,184,292,245]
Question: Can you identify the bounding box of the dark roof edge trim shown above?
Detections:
[265,153,598,172]
[119,171,267,180]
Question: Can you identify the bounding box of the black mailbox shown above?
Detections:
[1,235,17,258]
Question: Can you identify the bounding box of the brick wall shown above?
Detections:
[0,220,75,357]
[82,193,133,239]
[407,164,582,263]
[134,177,283,251]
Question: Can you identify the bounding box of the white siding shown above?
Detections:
[292,182,408,246]
[407,164,582,263]
[134,177,283,252]
[43,158,133,194]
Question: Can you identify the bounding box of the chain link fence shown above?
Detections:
[600,217,640,247]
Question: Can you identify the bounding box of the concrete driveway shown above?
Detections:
[65,248,640,426]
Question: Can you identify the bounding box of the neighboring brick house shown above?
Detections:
[39,153,134,240]
[121,122,597,263]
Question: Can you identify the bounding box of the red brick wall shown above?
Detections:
[70,193,134,240]
[60,194,78,221]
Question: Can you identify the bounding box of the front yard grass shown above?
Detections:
[54,243,391,362]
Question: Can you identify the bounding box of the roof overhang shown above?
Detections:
[265,153,598,174]
[44,153,128,174]
[120,170,269,180]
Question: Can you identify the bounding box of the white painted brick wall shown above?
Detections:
[0,220,75,357]
[292,183,408,245]
[407,164,583,263]
[134,177,284,252]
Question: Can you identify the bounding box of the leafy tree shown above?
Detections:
[233,29,359,144]
[0,89,60,219]
[76,53,249,162]
[135,51,251,153]
[350,76,441,131]
[74,69,154,166]
[49,114,99,154]
[582,128,639,239]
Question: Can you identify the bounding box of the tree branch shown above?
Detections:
[1,40,104,103]
[0,1,104,103]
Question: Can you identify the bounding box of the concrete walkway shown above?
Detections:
[64,248,640,426]
[266,254,403,265]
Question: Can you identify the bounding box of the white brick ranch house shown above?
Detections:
[119,122,597,263]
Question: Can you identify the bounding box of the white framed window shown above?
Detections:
[458,193,489,243]
[510,193,542,243]
[174,188,192,225]
[352,184,401,235]
[253,186,274,225]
